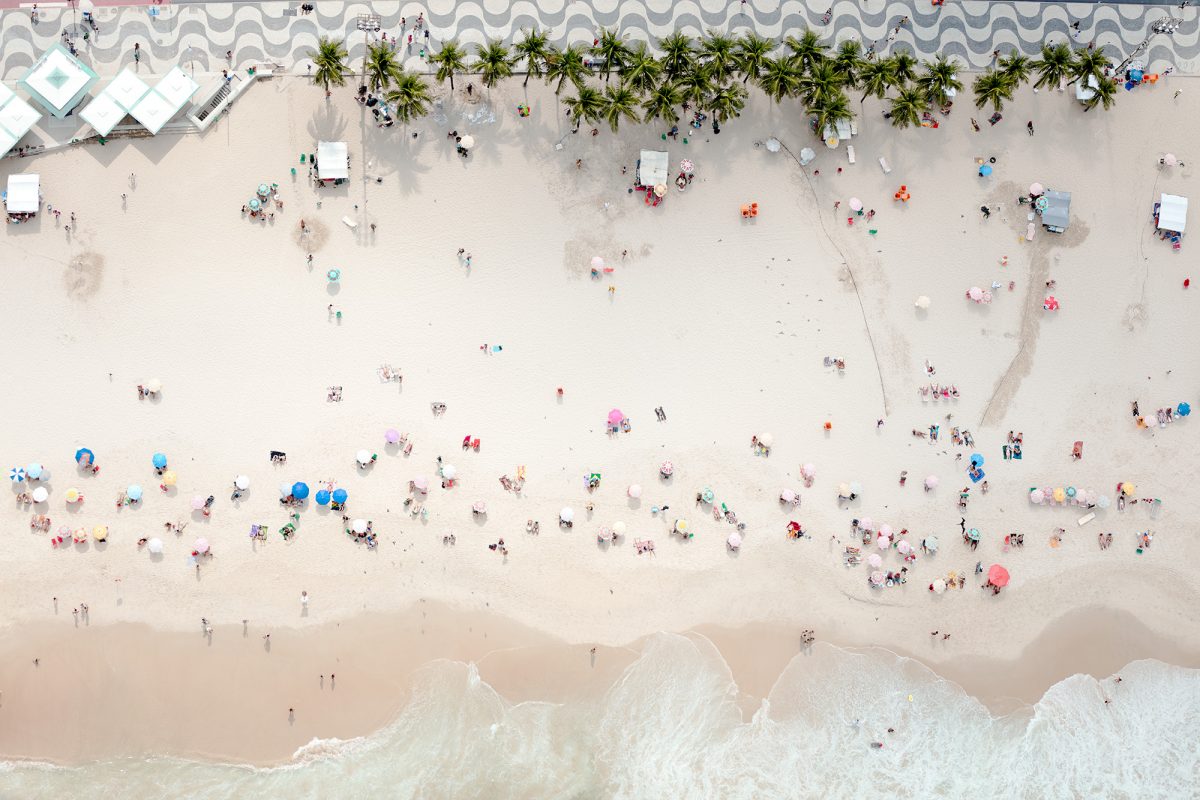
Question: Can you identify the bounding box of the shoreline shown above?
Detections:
[1,600,1196,767]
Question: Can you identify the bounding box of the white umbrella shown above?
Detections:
[849,197,863,212]
[924,475,939,489]
[356,449,373,466]
[849,481,862,496]
[612,521,626,537]
[560,507,574,522]
[146,378,162,393]
[799,147,816,164]
[1163,154,1178,167]
[147,537,163,554]
[459,135,475,149]
[858,516,874,531]
[441,465,457,480]
[412,476,429,492]
[764,137,781,153]
[931,578,947,594]
[915,295,931,309]
[801,463,816,479]
[726,532,742,550]
[1096,495,1111,509]
[758,433,774,448]
[193,538,210,554]
[837,482,851,498]
[867,553,883,568]
[924,535,939,552]
[280,482,294,498]
[235,475,250,490]
[627,484,642,498]
[591,256,605,269]
[352,518,368,534]
[780,489,796,504]
[32,486,49,503]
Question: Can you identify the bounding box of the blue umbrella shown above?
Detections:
[970,453,985,467]
[75,448,95,467]
[332,488,348,505]
[314,489,331,506]
[9,467,25,482]
[127,484,143,501]
[248,198,261,211]
[1179,402,1191,417]
[327,268,341,282]
[26,463,43,480]
[152,452,168,469]
[979,164,993,176]
[291,481,310,500]
[257,183,270,196]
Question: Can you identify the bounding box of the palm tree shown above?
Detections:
[476,39,515,91]
[310,36,349,97]
[890,51,917,86]
[1071,46,1108,85]
[998,53,1032,87]
[916,54,962,107]
[601,84,641,132]
[676,62,713,109]
[699,31,739,84]
[831,40,864,88]
[385,70,433,123]
[1032,42,1073,90]
[562,85,604,130]
[514,28,550,88]
[786,29,828,73]
[364,41,404,93]
[799,60,844,106]
[707,81,747,128]
[658,32,695,80]
[620,42,663,95]
[888,87,927,128]
[735,33,773,85]
[1083,75,1117,112]
[593,28,632,82]
[545,43,592,95]
[973,68,1015,112]
[429,40,468,91]
[857,57,898,105]
[757,55,802,102]
[642,81,683,125]
[807,90,854,139]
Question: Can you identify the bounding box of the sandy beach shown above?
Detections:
[3,36,1200,788]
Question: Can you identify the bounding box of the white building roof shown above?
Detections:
[154,66,199,107]
[0,83,15,108]
[79,92,127,136]
[18,44,98,118]
[0,129,17,158]
[129,90,177,135]
[106,68,152,112]
[0,94,42,140]
[5,173,40,213]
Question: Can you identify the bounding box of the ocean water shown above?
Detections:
[2,634,1197,800]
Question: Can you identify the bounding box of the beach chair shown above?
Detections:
[878,157,891,174]
[846,145,856,164]
[342,216,358,229]
[1071,441,1083,460]
[300,153,306,163]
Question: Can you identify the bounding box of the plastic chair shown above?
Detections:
[300,154,306,163]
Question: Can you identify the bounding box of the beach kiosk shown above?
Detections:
[5,173,40,220]
[316,141,349,184]
[1155,193,1188,248]
[1040,189,1071,233]
[636,149,668,188]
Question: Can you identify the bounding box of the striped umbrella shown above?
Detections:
[8,467,25,482]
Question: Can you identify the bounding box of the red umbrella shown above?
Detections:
[987,564,1010,587]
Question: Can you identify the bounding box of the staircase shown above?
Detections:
[193,80,233,124]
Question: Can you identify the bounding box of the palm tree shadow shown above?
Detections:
[307,103,349,142]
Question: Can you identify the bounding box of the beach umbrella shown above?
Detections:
[780,489,796,504]
[967,286,983,301]
[924,475,939,489]
[459,135,475,149]
[765,138,782,153]
[235,475,250,490]
[75,448,95,467]
[127,484,143,501]
[608,409,625,425]
[472,501,487,514]
[979,164,993,176]
[25,463,43,480]
[72,528,87,543]
[1029,488,1045,504]
[654,184,667,197]
[32,487,48,503]
[1066,486,1077,498]
[877,534,891,550]
[1043,296,1059,311]
[726,532,742,550]
[801,463,816,479]
[612,521,626,537]
[327,269,341,282]
[560,507,574,523]
[701,487,715,503]
[897,540,912,555]
[279,481,294,498]
[799,146,815,164]
[924,535,939,552]
[1178,402,1191,417]
[849,481,862,496]
[248,198,261,211]
[759,433,774,448]
[1121,482,1136,496]
[1052,488,1066,503]
[332,488,348,504]
[914,295,931,309]
[314,489,331,506]
[162,470,178,486]
[65,488,81,504]
[152,453,168,469]
[867,553,883,568]
[968,528,981,541]
[194,537,210,553]
[356,449,373,466]
[932,578,947,594]
[352,519,368,534]
[848,197,863,212]
[858,516,874,531]
[970,453,984,467]
[1029,182,1044,195]
[146,378,162,394]
[291,482,310,500]
[8,467,25,482]
[191,495,206,510]
[385,428,401,443]
[591,256,605,269]
[674,519,688,534]
[659,460,674,477]
[879,523,893,538]
[628,484,642,498]
[680,159,694,172]
[441,465,457,480]
[257,183,270,196]
[1097,495,1111,509]
[1163,153,1178,167]
[837,482,851,498]
[413,476,429,492]
[147,537,163,554]
[869,570,886,586]
[93,525,108,542]
[987,564,1010,587]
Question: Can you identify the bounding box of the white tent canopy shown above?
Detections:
[1159,193,1188,233]
[317,140,349,180]
[638,149,668,187]
[5,173,40,213]
[1075,74,1099,102]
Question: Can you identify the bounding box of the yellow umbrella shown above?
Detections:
[674,519,688,533]
[65,488,81,503]
[161,470,178,486]
[1052,488,1066,503]
[93,525,108,542]
[1121,482,1136,496]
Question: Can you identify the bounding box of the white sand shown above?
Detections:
[2,76,1199,759]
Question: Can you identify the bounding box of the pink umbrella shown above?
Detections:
[879,523,893,538]
[607,409,625,425]
[627,484,643,498]
[877,534,891,550]
[801,463,816,479]
[190,495,205,510]
[591,256,605,269]
[967,286,983,301]
[1163,153,1178,167]
[867,553,883,568]
[924,475,939,489]
[858,516,874,532]
[385,429,401,444]
[869,570,886,586]
[1029,488,1045,504]
[897,540,912,555]
[848,197,863,211]
[726,532,742,550]
[780,489,796,504]
[1043,296,1059,311]
[193,538,210,554]
[412,476,429,492]
[1029,182,1045,195]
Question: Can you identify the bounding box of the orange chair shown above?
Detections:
[741,205,751,217]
